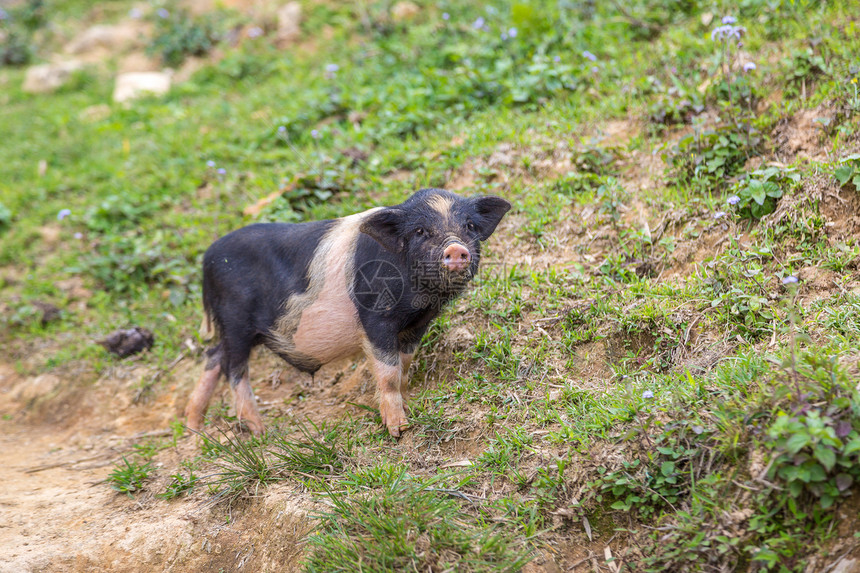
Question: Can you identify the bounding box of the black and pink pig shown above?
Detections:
[185,188,510,437]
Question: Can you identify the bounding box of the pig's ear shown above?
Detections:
[471,196,511,241]
[360,208,407,253]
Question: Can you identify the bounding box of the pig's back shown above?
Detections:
[201,221,336,334]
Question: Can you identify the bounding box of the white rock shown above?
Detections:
[831,558,860,573]
[113,71,172,102]
[22,61,84,93]
[277,2,302,42]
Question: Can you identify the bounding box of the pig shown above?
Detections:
[184,188,510,437]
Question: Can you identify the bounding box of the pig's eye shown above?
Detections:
[415,227,425,237]
[467,222,476,232]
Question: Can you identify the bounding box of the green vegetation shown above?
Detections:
[108,456,153,497]
[3,0,860,570]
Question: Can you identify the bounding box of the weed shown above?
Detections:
[147,9,221,67]
[728,165,801,220]
[834,153,860,190]
[306,470,531,572]
[268,419,352,480]
[108,456,153,497]
[158,467,199,500]
[197,429,277,503]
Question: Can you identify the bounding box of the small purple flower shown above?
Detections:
[782,275,799,285]
[325,63,339,73]
[743,62,756,72]
[500,31,508,40]
[57,209,71,221]
[0,8,8,20]
[157,7,169,19]
[711,24,745,41]
[508,27,517,38]
[591,66,599,74]
[311,129,320,139]
[727,195,741,205]
[472,17,485,29]
[74,232,83,240]
[217,167,226,175]
[206,160,216,167]
[642,390,654,399]
[582,50,597,61]
[722,15,737,24]
[442,12,449,20]
[128,7,143,19]
[553,55,561,63]
[714,211,727,219]
[247,26,263,38]
[278,125,286,134]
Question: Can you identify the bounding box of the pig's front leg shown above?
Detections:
[368,351,409,437]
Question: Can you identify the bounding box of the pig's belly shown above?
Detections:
[290,289,363,364]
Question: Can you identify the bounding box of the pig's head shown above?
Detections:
[360,189,511,302]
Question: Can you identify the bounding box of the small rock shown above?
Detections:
[98,327,154,357]
[831,558,860,573]
[391,1,420,22]
[113,71,171,102]
[277,2,302,43]
[701,12,714,26]
[23,61,83,94]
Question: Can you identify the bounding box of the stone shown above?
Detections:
[831,558,860,573]
[113,71,171,102]
[23,61,83,93]
[391,1,420,22]
[277,2,301,42]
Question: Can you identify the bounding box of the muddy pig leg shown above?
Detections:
[230,370,265,436]
[185,348,223,432]
[368,351,408,438]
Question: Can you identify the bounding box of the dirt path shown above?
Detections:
[0,352,363,573]
[0,419,199,573]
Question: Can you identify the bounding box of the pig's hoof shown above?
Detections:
[239,418,265,436]
[385,414,410,438]
[184,408,204,433]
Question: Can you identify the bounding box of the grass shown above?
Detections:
[4,0,860,570]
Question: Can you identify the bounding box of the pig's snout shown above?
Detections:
[443,242,471,272]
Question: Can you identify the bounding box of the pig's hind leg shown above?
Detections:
[230,372,264,435]
[185,346,224,433]
[223,338,265,436]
